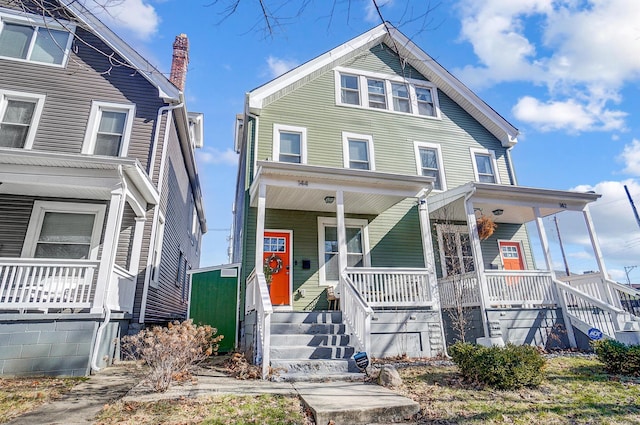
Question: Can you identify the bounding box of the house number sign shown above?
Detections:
[559,203,567,209]
[297,180,308,186]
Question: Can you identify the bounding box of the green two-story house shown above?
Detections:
[232,24,640,378]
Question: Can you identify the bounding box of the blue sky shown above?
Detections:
[90,0,640,283]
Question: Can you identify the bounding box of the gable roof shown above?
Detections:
[59,0,180,102]
[248,23,519,148]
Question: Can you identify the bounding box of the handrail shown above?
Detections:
[339,273,373,353]
[247,268,272,380]
[606,278,640,298]
[556,280,626,314]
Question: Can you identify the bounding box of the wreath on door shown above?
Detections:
[264,254,284,274]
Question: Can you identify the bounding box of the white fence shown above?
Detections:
[345,268,432,307]
[245,268,273,380]
[486,270,556,307]
[0,259,99,310]
[339,273,372,352]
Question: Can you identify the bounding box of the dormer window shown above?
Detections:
[0,12,75,66]
[82,101,135,157]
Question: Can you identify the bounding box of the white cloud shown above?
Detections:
[82,0,160,40]
[197,148,238,166]
[364,0,394,24]
[266,56,299,78]
[455,0,640,133]
[620,139,640,176]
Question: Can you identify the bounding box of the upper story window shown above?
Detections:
[82,101,135,157]
[0,90,45,149]
[471,148,501,184]
[342,132,374,171]
[0,11,75,67]
[334,67,440,119]
[340,74,360,105]
[273,124,307,164]
[414,142,446,191]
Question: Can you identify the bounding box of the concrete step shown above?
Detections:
[271,310,343,324]
[271,333,351,347]
[271,322,346,335]
[271,345,355,360]
[271,359,361,375]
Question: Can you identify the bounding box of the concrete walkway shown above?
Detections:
[7,366,419,425]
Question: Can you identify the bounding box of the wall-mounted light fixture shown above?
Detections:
[324,196,335,204]
[492,208,504,216]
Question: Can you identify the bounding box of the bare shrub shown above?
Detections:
[122,320,223,392]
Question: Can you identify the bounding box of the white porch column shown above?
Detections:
[255,183,267,273]
[129,217,146,274]
[336,190,348,278]
[93,188,126,314]
[534,207,577,348]
[417,193,440,310]
[464,198,492,340]
[583,206,617,306]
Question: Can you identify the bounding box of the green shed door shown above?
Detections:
[189,265,240,353]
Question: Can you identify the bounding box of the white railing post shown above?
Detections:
[339,273,373,353]
[255,183,266,272]
[418,193,440,310]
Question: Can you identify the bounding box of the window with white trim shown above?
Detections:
[414,142,446,191]
[149,213,165,288]
[470,148,500,184]
[22,201,105,260]
[342,132,374,171]
[436,224,475,277]
[0,90,45,149]
[82,101,135,157]
[318,217,370,286]
[0,12,74,66]
[334,67,440,118]
[273,124,307,164]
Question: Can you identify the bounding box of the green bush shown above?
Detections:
[593,339,640,376]
[449,342,546,390]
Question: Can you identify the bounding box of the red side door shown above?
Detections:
[263,231,291,306]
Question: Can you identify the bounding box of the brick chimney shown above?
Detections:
[169,34,189,91]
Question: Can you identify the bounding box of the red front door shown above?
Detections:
[499,241,525,271]
[263,231,291,306]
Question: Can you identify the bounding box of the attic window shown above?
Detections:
[334,67,440,119]
[0,12,75,67]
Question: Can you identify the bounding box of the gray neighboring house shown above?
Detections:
[0,0,206,376]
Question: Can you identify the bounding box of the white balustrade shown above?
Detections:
[106,265,137,313]
[339,273,372,352]
[345,268,432,307]
[0,258,99,310]
[245,268,272,379]
[437,272,481,308]
[485,270,556,307]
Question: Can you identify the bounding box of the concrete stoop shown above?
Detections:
[295,381,420,425]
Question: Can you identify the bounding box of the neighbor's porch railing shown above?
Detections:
[245,268,273,380]
[339,272,373,353]
[345,267,433,307]
[486,270,556,307]
[0,258,99,310]
[560,273,640,319]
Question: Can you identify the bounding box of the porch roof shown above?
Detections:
[0,149,159,206]
[250,161,434,214]
[428,182,601,223]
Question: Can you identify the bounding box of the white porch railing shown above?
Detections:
[245,268,273,380]
[106,265,137,313]
[438,272,481,308]
[607,279,640,318]
[486,270,556,307]
[0,259,99,310]
[339,272,373,352]
[345,267,433,307]
[560,273,640,319]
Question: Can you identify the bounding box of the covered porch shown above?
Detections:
[429,182,640,347]
[0,150,158,315]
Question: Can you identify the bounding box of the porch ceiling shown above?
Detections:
[250,161,434,214]
[429,182,601,224]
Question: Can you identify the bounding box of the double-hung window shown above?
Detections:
[0,90,45,149]
[340,74,360,105]
[342,132,374,170]
[318,217,370,286]
[82,101,135,157]
[415,86,436,117]
[22,201,105,260]
[0,14,74,66]
[273,124,307,164]
[367,78,386,109]
[414,142,446,191]
[471,148,500,184]
[391,82,411,113]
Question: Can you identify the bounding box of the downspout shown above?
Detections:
[148,103,184,180]
[91,165,128,372]
[505,147,518,186]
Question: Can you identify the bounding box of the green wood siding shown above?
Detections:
[253,44,510,188]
